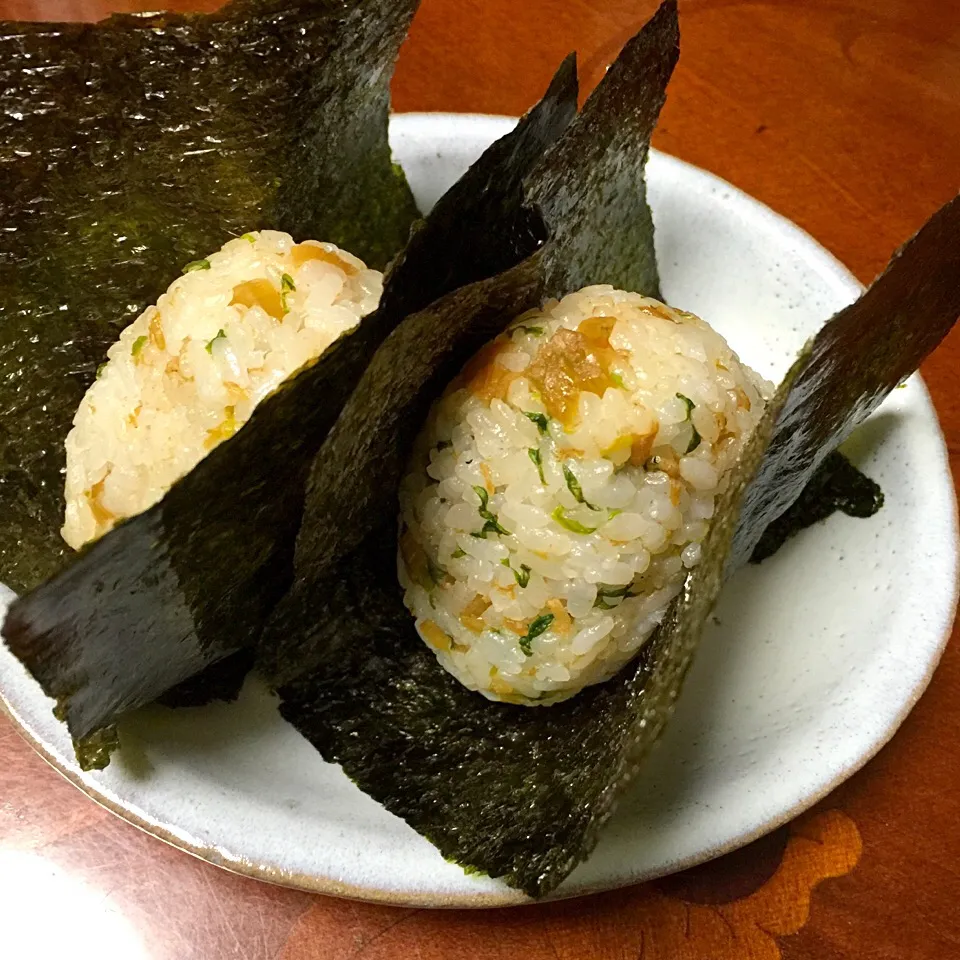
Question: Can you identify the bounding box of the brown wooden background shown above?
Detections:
[1,0,959,957]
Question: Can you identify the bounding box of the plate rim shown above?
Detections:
[1,111,957,909]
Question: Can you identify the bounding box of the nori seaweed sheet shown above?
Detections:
[277,356,794,898]
[196,52,579,706]
[157,649,257,709]
[4,0,951,896]
[377,54,578,325]
[729,193,960,572]
[750,451,883,564]
[277,188,959,896]
[0,0,419,595]
[262,0,679,671]
[0,0,424,747]
[1,0,584,752]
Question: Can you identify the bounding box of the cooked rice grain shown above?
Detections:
[62,231,382,549]
[398,286,772,705]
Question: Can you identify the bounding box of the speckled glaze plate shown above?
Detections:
[1,114,956,907]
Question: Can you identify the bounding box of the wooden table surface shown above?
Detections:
[1,0,958,957]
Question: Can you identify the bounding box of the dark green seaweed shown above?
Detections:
[260,256,549,683]
[523,16,669,302]
[5,0,954,896]
[278,186,959,896]
[750,451,883,564]
[376,53,578,324]
[277,356,791,897]
[1,10,580,753]
[729,193,960,571]
[157,649,256,710]
[0,0,419,595]
[0,0,425,748]
[70,724,121,773]
[263,0,679,668]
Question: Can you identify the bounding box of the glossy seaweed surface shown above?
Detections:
[750,450,883,563]
[4,0,956,902]
[1,0,423,750]
[3,0,584,753]
[264,0,679,678]
[730,194,960,572]
[279,193,959,893]
[0,0,419,594]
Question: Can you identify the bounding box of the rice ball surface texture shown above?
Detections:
[398,286,773,705]
[62,231,382,550]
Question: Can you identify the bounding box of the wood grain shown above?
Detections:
[1,1,958,958]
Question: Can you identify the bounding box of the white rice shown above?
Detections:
[62,230,382,549]
[398,286,772,705]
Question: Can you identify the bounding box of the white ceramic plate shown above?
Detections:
[1,114,956,907]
